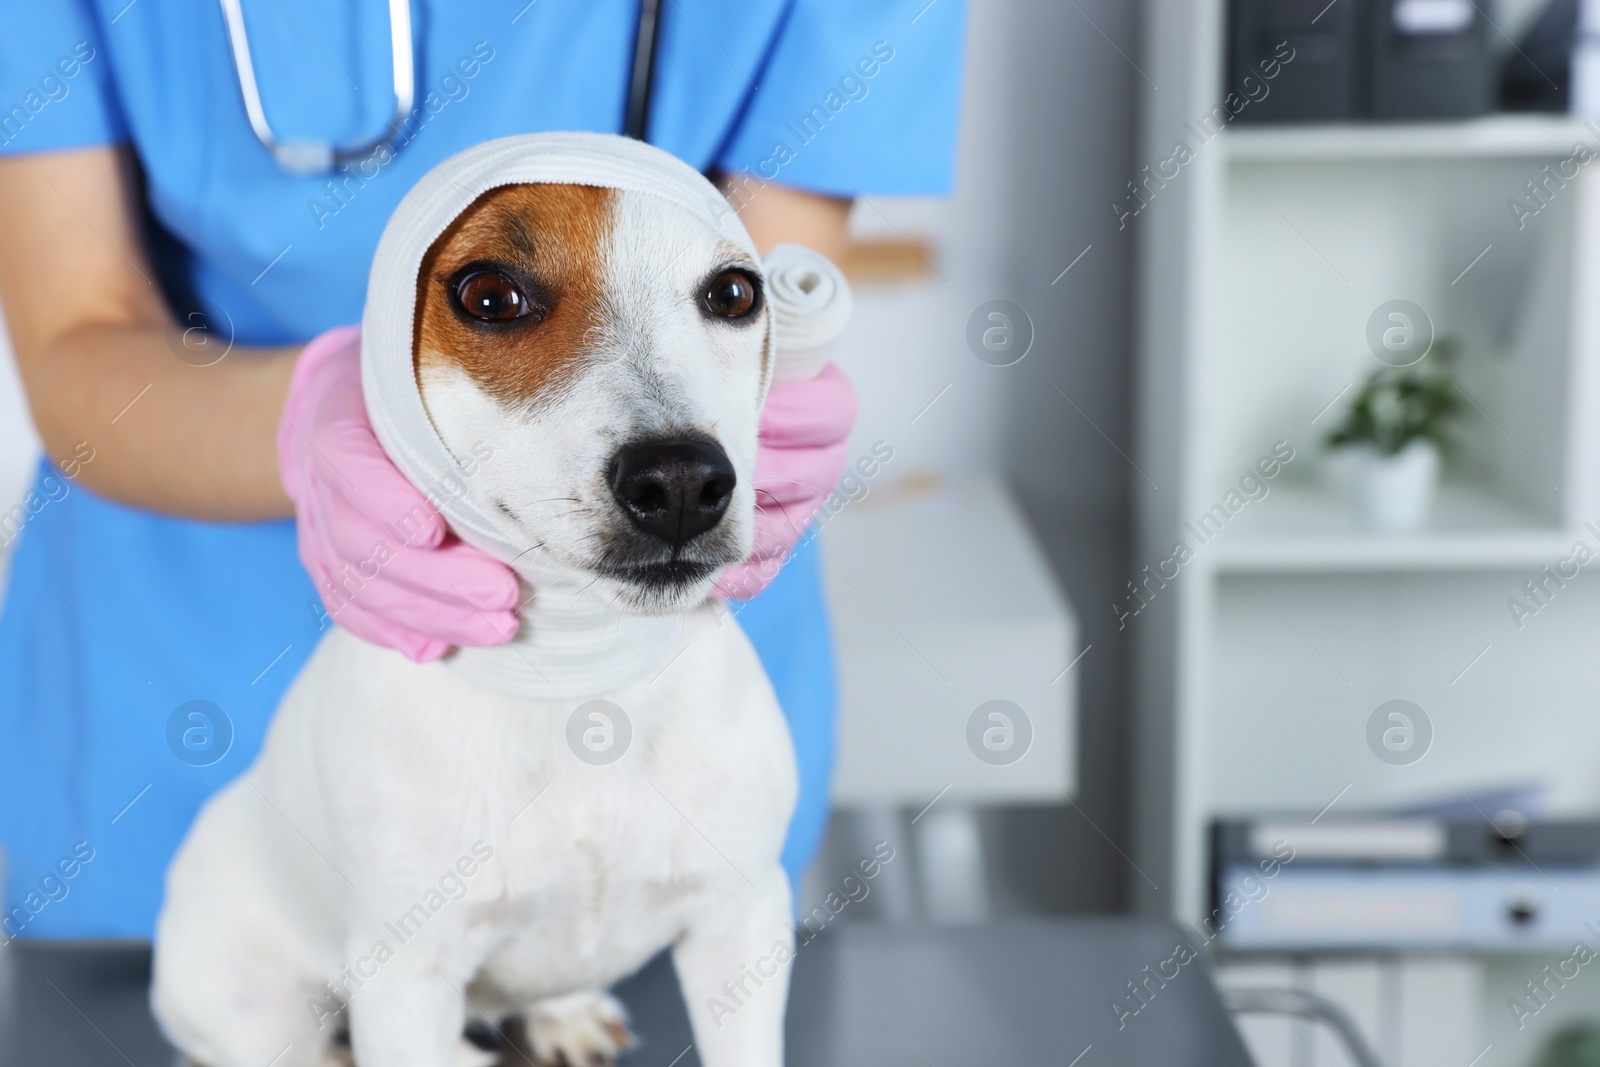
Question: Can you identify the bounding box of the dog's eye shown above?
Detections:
[702,269,761,320]
[455,270,533,322]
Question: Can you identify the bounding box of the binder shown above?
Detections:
[1228,0,1495,123]
[1211,817,1600,950]
[1229,0,1364,123]
[1369,0,1493,119]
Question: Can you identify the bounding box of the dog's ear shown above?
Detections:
[412,184,615,407]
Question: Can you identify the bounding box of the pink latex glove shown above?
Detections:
[278,326,521,663]
[714,363,858,601]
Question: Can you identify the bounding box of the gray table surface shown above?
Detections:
[0,917,1252,1066]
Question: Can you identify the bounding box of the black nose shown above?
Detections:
[609,439,737,549]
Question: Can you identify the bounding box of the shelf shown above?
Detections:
[1222,115,1597,163]
[1206,482,1572,572]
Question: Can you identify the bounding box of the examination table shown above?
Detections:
[0,917,1253,1066]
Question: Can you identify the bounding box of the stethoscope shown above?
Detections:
[217,0,663,175]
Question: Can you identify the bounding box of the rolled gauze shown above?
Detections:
[763,243,853,384]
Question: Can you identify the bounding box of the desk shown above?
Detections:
[822,480,1078,806]
[0,918,1251,1066]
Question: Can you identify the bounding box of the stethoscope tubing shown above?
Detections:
[624,0,662,142]
[219,0,416,173]
[219,0,660,174]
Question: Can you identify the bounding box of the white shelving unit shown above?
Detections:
[1136,5,1600,1062]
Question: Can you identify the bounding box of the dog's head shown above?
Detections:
[413,183,769,614]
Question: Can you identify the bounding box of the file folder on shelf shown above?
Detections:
[1212,817,1600,951]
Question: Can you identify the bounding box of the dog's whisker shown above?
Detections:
[508,543,545,566]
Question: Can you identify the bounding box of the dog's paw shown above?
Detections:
[525,990,634,1067]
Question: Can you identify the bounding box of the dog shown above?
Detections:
[151,178,798,1067]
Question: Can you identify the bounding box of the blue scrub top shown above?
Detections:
[0,0,963,939]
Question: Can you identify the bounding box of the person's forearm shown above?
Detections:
[726,178,852,261]
[0,146,298,522]
[20,324,297,521]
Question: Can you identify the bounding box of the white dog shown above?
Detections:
[152,142,798,1067]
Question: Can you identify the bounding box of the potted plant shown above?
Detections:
[1325,352,1459,533]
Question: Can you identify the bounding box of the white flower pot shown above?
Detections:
[1351,439,1440,533]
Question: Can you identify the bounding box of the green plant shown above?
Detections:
[1533,1024,1600,1067]
[1325,346,1459,457]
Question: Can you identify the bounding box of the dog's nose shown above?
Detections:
[609,439,737,548]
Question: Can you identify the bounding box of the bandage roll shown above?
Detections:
[762,243,854,384]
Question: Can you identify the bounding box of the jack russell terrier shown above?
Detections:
[151,134,807,1067]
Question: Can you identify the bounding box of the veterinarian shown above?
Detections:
[0,2,963,939]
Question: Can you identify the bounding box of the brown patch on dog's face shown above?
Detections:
[414,183,614,406]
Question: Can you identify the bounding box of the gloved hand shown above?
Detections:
[278,325,521,663]
[714,363,858,601]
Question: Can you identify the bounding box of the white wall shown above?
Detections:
[841,0,1137,508]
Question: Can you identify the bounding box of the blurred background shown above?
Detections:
[770,0,1600,1061]
[14,0,1600,1063]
